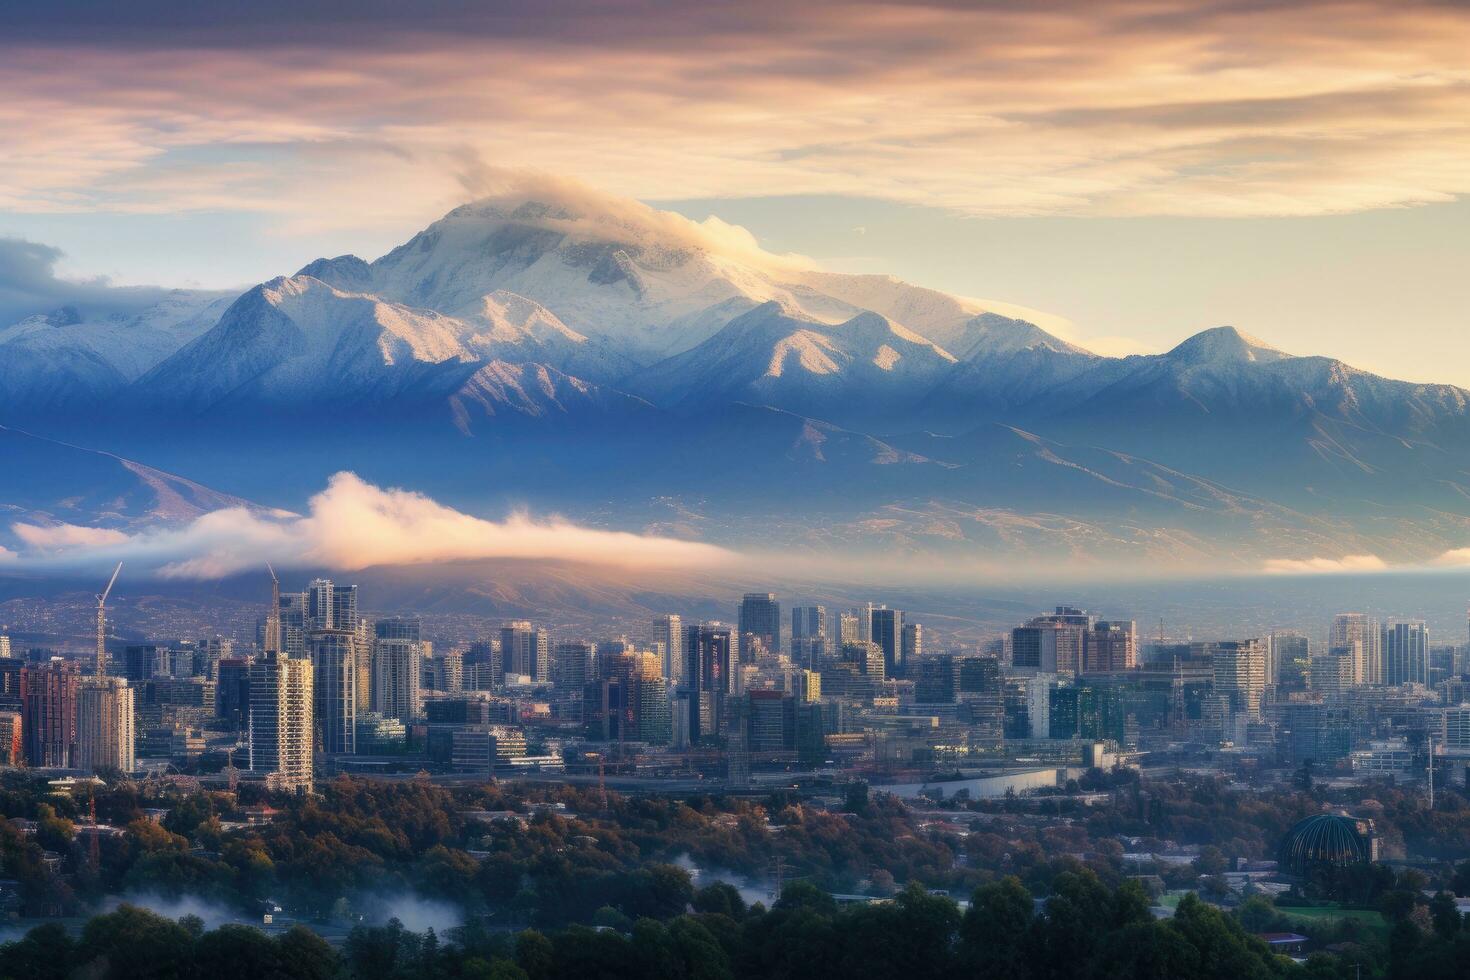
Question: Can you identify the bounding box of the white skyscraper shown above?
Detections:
[372,636,423,725]
[654,615,682,681]
[1330,613,1381,686]
[75,677,135,773]
[249,651,313,793]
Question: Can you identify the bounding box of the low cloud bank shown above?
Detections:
[4,471,731,579]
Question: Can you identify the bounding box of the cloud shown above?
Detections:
[1429,548,1470,568]
[6,471,731,579]
[1262,554,1389,575]
[450,164,817,272]
[0,238,177,324]
[1,2,1468,227]
[12,523,131,550]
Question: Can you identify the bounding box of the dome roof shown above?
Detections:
[1277,814,1370,876]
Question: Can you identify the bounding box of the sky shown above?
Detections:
[2,0,1468,381]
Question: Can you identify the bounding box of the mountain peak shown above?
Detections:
[1166,325,1289,365]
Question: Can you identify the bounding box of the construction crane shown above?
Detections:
[95,562,122,679]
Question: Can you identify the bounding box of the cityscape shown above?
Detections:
[4,1,1470,978]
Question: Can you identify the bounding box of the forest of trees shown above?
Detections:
[4,870,1468,980]
[3,770,1470,977]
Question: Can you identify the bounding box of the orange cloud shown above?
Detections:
[7,472,732,579]
[1,2,1467,227]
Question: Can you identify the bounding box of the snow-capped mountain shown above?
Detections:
[0,289,232,416]
[5,180,1470,571]
[624,301,957,427]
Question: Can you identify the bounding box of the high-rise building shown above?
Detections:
[277,590,307,656]
[841,641,885,681]
[1330,613,1382,686]
[248,651,313,793]
[1211,639,1267,719]
[371,631,422,726]
[901,622,923,674]
[0,658,22,712]
[308,629,357,754]
[0,711,20,766]
[20,659,80,768]
[838,611,863,647]
[746,689,796,751]
[424,649,464,693]
[683,624,732,745]
[790,606,827,668]
[1083,621,1137,674]
[1267,630,1311,688]
[75,677,135,773]
[500,622,550,682]
[737,593,781,660]
[464,639,501,690]
[1012,608,1091,676]
[121,645,170,684]
[653,615,682,681]
[554,641,595,691]
[1310,648,1355,697]
[0,634,11,659]
[915,655,960,704]
[1383,620,1429,687]
[196,637,232,680]
[216,657,252,729]
[870,607,903,678]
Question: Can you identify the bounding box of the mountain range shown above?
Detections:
[4,186,1469,574]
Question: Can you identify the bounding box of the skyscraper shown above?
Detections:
[1011,608,1091,676]
[653,615,682,681]
[75,677,135,773]
[371,626,423,726]
[20,659,79,768]
[790,605,827,668]
[1267,629,1311,688]
[870,607,903,678]
[683,623,732,745]
[900,622,923,674]
[500,622,550,682]
[1211,639,1267,720]
[308,629,357,754]
[738,593,781,660]
[555,641,595,691]
[1383,620,1429,687]
[1330,613,1382,686]
[248,650,313,793]
[1083,620,1137,674]
[216,657,253,729]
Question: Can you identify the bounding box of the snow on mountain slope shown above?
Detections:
[456,291,638,384]
[447,359,656,435]
[623,301,957,427]
[0,290,233,415]
[294,186,1070,361]
[137,276,483,411]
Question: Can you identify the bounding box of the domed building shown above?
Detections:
[1277,813,1377,877]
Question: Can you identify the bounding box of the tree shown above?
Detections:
[959,876,1035,980]
[692,881,746,920]
[1429,891,1461,941]
[277,925,341,980]
[193,923,283,980]
[515,929,555,980]
[76,904,195,980]
[0,922,76,980]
